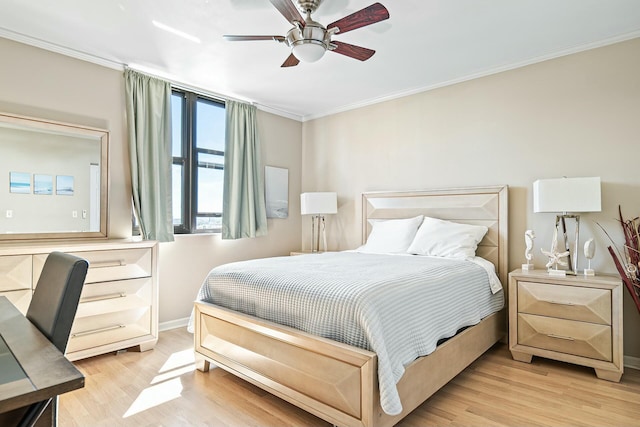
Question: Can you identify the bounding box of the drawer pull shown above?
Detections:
[547,300,575,306]
[72,324,125,338]
[89,259,126,269]
[547,333,575,341]
[80,292,127,303]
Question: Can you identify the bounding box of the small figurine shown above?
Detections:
[584,238,596,276]
[541,228,570,276]
[522,229,535,270]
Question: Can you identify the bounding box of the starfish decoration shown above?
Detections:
[541,247,571,269]
[541,228,570,270]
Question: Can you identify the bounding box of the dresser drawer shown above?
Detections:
[0,289,31,314]
[33,247,152,285]
[518,313,612,361]
[518,281,611,325]
[67,307,152,353]
[0,255,31,292]
[75,277,153,318]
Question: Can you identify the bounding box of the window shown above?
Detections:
[172,90,226,234]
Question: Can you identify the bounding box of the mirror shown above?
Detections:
[0,112,108,241]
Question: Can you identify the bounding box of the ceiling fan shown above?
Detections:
[224,0,390,67]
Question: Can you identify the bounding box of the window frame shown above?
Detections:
[172,89,225,234]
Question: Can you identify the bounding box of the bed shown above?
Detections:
[193,185,508,427]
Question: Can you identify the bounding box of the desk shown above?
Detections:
[0,297,84,426]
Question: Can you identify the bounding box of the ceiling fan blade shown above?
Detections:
[269,0,305,25]
[331,41,375,61]
[327,2,389,34]
[223,35,286,42]
[281,53,300,67]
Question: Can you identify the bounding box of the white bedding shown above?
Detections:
[191,251,504,415]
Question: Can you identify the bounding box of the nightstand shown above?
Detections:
[508,269,623,382]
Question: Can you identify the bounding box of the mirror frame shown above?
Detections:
[0,112,109,241]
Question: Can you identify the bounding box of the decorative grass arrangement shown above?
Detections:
[599,206,640,314]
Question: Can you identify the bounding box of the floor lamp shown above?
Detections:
[533,177,601,275]
[300,192,337,253]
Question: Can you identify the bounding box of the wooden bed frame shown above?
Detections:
[194,185,508,427]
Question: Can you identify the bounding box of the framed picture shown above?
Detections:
[265,166,289,219]
[9,172,31,194]
[56,175,74,196]
[34,174,53,195]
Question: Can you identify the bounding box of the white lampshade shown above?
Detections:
[300,192,337,215]
[533,177,602,213]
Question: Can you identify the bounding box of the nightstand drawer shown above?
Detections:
[518,313,612,361]
[518,281,611,325]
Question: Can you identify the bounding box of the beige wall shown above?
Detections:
[158,110,302,324]
[0,37,131,238]
[302,38,640,358]
[3,34,639,359]
[0,38,303,325]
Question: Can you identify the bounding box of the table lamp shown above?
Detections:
[300,192,337,252]
[533,177,601,275]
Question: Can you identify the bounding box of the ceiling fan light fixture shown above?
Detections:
[286,20,329,63]
[226,0,389,67]
[291,41,326,62]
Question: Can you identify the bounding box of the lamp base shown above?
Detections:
[310,215,326,253]
[584,268,595,276]
[522,263,534,271]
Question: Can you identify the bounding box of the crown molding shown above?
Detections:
[301,31,640,122]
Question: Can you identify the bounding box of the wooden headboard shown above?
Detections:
[362,185,509,287]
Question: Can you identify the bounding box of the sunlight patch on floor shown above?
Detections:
[123,377,183,418]
[159,348,195,373]
[123,348,196,418]
[151,364,195,385]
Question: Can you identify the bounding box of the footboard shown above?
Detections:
[194,302,504,427]
[194,301,378,427]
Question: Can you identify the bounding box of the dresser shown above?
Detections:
[0,240,158,361]
[508,269,623,382]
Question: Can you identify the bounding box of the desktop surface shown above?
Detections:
[0,296,84,421]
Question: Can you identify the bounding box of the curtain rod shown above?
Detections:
[125,65,254,106]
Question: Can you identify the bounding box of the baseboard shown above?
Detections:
[624,355,640,370]
[159,317,190,332]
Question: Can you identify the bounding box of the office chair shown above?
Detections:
[18,252,89,427]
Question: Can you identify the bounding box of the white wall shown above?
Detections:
[302,38,640,358]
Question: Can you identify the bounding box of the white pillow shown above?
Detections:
[356,215,424,254]
[406,216,488,259]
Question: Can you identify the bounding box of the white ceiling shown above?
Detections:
[1,0,640,121]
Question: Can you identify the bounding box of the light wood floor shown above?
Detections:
[59,328,640,427]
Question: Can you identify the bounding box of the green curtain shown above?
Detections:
[222,100,268,239]
[124,68,174,242]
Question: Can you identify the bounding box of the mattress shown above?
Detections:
[191,251,504,415]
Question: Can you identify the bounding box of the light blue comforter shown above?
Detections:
[193,252,503,415]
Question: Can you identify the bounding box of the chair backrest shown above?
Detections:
[26,252,89,353]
